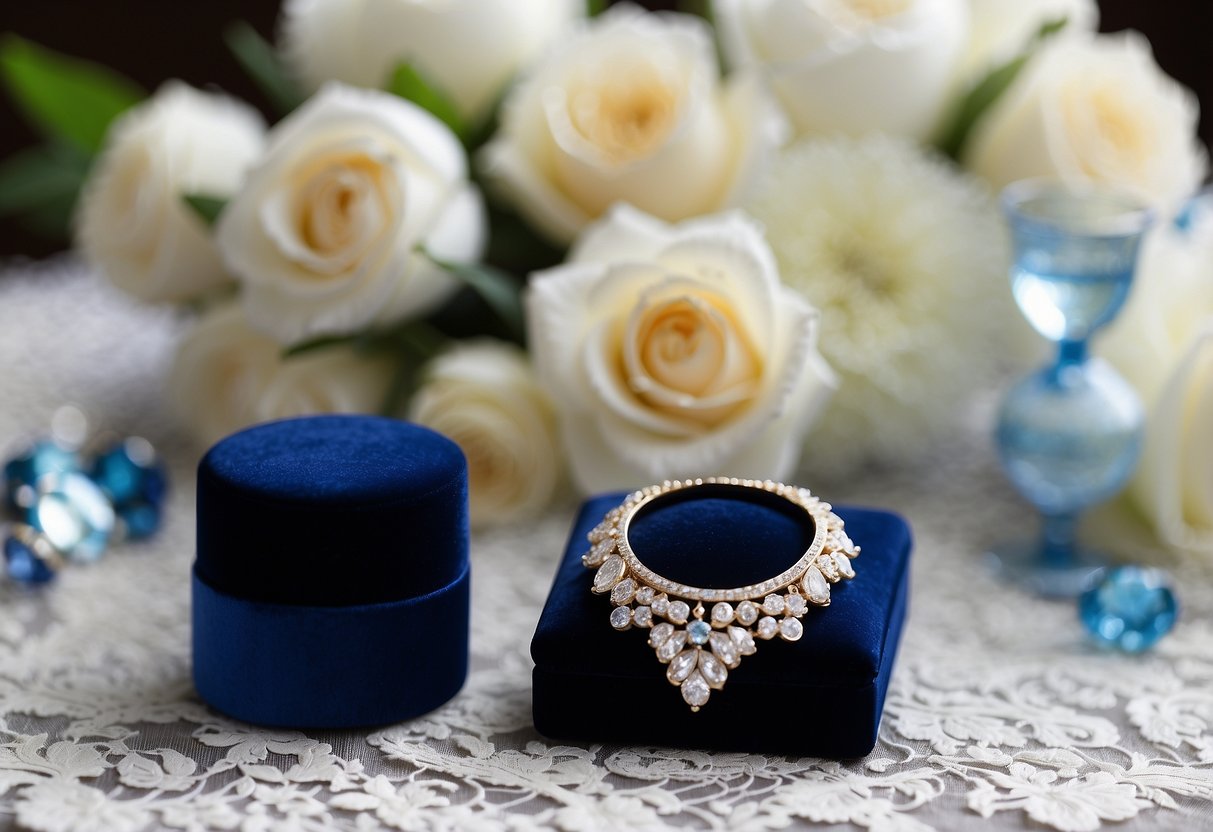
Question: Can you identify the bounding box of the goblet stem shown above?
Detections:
[1040,512,1079,567]
[1054,339,1088,373]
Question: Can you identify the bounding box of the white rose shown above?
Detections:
[1102,201,1213,557]
[527,204,836,493]
[216,84,486,345]
[75,81,264,303]
[957,0,1097,81]
[965,33,1208,216]
[713,0,968,140]
[480,4,784,244]
[280,0,582,124]
[409,340,562,527]
[170,304,392,446]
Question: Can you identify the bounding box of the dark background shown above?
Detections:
[1,0,1210,258]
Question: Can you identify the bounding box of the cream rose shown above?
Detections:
[170,304,391,446]
[1102,201,1213,558]
[713,0,968,140]
[75,81,264,303]
[409,340,562,527]
[957,0,1097,81]
[280,0,582,124]
[216,83,486,345]
[965,32,1208,216]
[527,204,836,493]
[480,4,784,244]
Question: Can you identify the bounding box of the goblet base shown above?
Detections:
[986,539,1105,598]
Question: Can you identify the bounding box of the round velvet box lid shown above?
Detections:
[192,415,469,728]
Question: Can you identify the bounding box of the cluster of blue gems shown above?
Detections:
[583,478,859,711]
[3,432,168,586]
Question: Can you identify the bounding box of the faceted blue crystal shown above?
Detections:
[120,503,161,540]
[3,440,80,510]
[4,533,56,585]
[1079,566,1178,653]
[688,620,712,645]
[28,472,115,562]
[89,437,167,507]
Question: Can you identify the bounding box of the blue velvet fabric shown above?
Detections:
[531,493,912,757]
[192,415,470,727]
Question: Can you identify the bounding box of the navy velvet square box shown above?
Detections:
[192,415,470,728]
[531,493,912,757]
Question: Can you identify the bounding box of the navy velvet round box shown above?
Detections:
[192,415,470,728]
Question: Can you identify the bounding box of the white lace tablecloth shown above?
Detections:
[0,260,1211,832]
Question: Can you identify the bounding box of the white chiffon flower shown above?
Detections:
[280,0,582,124]
[713,0,968,140]
[1102,202,1213,558]
[527,204,836,493]
[216,83,486,345]
[75,81,264,303]
[745,134,1008,471]
[170,304,392,446]
[480,4,784,244]
[966,32,1207,217]
[409,340,562,527]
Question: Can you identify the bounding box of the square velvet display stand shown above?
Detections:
[531,492,912,757]
[192,415,470,729]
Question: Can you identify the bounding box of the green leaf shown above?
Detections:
[182,194,229,227]
[586,0,607,15]
[935,16,1069,160]
[0,142,90,218]
[0,35,144,155]
[426,254,526,342]
[388,62,465,140]
[224,21,304,115]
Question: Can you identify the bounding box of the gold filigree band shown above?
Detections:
[583,478,859,711]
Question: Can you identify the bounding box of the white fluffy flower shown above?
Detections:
[480,4,784,244]
[216,83,486,345]
[957,0,1098,81]
[527,204,836,493]
[75,81,264,303]
[966,32,1207,217]
[409,340,562,527]
[170,304,392,446]
[280,0,582,124]
[745,134,1008,470]
[713,0,968,140]
[1102,200,1213,558]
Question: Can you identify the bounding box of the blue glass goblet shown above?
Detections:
[990,180,1153,597]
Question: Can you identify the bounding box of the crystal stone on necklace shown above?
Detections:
[803,565,830,604]
[610,577,637,605]
[681,672,710,708]
[592,555,625,593]
[29,472,114,562]
[735,600,759,625]
[667,600,690,624]
[688,619,711,645]
[609,606,632,630]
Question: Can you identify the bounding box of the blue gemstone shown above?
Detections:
[120,502,161,540]
[688,620,712,645]
[28,472,115,562]
[90,438,167,507]
[4,441,80,510]
[1079,566,1178,653]
[4,534,56,585]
